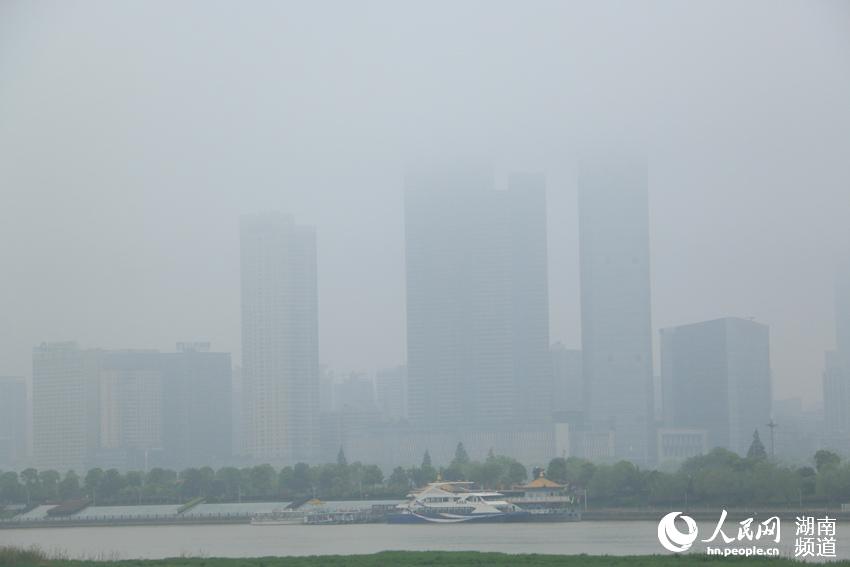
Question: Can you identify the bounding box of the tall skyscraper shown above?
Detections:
[661,317,772,455]
[404,164,550,429]
[823,259,850,442]
[823,350,848,436]
[0,376,28,468]
[32,342,101,472]
[578,158,654,464]
[550,344,583,417]
[240,213,319,464]
[508,173,552,422]
[836,259,850,360]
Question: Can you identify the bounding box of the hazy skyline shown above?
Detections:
[2,0,850,408]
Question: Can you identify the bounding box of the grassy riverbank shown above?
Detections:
[2,548,848,566]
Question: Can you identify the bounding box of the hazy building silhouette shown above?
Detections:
[773,397,819,461]
[0,376,28,468]
[32,342,101,472]
[332,372,376,413]
[550,344,582,417]
[655,428,708,464]
[404,164,550,429]
[319,366,335,414]
[578,158,654,464]
[661,317,772,456]
[97,351,163,463]
[240,213,319,464]
[375,365,407,420]
[231,364,245,457]
[161,343,232,468]
[507,173,552,422]
[823,350,848,437]
[836,259,850,360]
[92,346,232,470]
[32,343,233,472]
[822,260,850,446]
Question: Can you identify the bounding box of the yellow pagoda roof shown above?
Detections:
[521,471,564,489]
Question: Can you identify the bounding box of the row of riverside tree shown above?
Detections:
[4,440,850,509]
[0,444,524,506]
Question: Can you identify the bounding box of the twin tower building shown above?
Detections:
[241,158,656,467]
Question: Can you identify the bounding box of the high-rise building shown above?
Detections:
[507,173,552,422]
[232,364,245,457]
[161,343,232,468]
[823,350,848,436]
[660,317,772,455]
[375,365,407,421]
[98,351,163,456]
[93,346,232,470]
[404,164,550,429]
[33,343,233,472]
[550,344,582,417]
[773,397,819,461]
[822,259,850,444]
[0,376,28,468]
[836,259,850,361]
[240,213,319,464]
[32,342,101,472]
[578,158,654,464]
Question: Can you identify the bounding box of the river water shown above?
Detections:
[1,521,847,561]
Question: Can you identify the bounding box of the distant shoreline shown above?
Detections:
[4,506,849,529]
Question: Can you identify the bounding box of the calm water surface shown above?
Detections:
[0,521,845,561]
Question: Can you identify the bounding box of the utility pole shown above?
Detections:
[766,419,778,458]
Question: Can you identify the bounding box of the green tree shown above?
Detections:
[250,464,277,497]
[747,429,767,460]
[453,442,470,466]
[547,458,568,484]
[143,468,177,502]
[814,449,841,473]
[276,466,294,497]
[388,466,409,490]
[38,470,61,500]
[507,461,528,485]
[217,467,242,500]
[84,468,104,503]
[361,464,383,488]
[0,471,24,503]
[20,468,40,504]
[180,468,204,499]
[797,466,816,500]
[100,469,126,502]
[58,470,80,500]
[317,464,337,495]
[291,462,313,496]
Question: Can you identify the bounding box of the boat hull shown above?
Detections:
[387,510,532,524]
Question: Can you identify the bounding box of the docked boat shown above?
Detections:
[387,482,531,524]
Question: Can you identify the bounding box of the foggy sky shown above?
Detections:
[1,0,849,407]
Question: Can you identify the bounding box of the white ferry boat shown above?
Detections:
[387,482,531,524]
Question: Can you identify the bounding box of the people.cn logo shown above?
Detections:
[657,512,699,553]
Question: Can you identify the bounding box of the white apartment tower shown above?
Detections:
[240,213,319,464]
